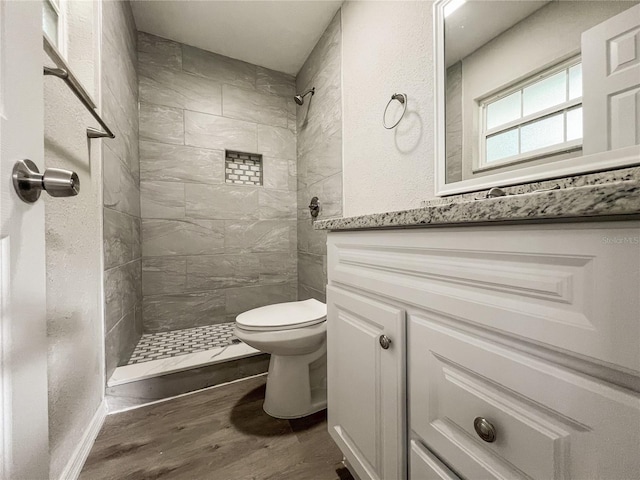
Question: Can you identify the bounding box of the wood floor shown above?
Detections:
[80,375,353,480]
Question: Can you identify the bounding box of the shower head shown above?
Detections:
[294,87,315,105]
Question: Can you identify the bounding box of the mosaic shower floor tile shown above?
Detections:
[127,323,241,365]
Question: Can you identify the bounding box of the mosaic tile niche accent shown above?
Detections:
[127,323,241,365]
[225,150,263,186]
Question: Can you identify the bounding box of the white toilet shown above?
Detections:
[233,298,327,419]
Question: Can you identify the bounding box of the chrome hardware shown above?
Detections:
[473,417,497,443]
[309,196,321,218]
[43,37,115,139]
[379,335,392,350]
[12,159,80,204]
[383,93,408,129]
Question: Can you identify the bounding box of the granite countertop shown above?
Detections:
[314,167,640,231]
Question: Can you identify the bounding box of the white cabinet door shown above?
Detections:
[327,286,406,480]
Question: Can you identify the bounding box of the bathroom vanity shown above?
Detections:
[316,163,640,480]
[322,216,640,480]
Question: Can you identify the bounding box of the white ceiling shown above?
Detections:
[445,1,550,67]
[130,0,343,76]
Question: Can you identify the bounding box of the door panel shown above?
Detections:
[0,1,49,478]
[583,4,640,154]
[328,286,406,480]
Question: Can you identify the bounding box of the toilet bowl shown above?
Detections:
[234,298,327,419]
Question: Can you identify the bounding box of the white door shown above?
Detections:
[582,3,640,155]
[0,1,50,479]
[327,286,406,480]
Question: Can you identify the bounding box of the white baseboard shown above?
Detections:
[58,400,106,480]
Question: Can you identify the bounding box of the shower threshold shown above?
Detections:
[106,323,268,412]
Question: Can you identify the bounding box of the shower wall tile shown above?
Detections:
[184,111,258,152]
[257,125,296,160]
[140,181,185,219]
[296,11,342,301]
[139,61,222,116]
[139,141,224,184]
[298,252,326,294]
[256,67,296,97]
[263,157,297,192]
[104,145,140,217]
[139,103,184,145]
[139,33,298,333]
[298,283,326,304]
[223,220,293,254]
[103,1,142,376]
[287,101,297,133]
[138,32,182,70]
[224,282,297,315]
[105,259,142,334]
[142,291,227,332]
[182,45,256,90]
[222,85,288,128]
[142,219,225,257]
[105,307,139,384]
[142,257,187,296]
[258,189,297,220]
[186,255,260,291]
[258,253,297,285]
[104,208,139,270]
[103,84,139,180]
[185,183,259,220]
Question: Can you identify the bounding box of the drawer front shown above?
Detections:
[410,439,460,480]
[409,313,640,480]
[328,223,640,374]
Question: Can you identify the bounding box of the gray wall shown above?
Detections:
[102,0,142,379]
[138,33,298,333]
[296,12,343,302]
[44,2,105,476]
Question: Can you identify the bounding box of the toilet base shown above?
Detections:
[262,346,327,419]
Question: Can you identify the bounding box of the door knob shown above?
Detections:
[12,159,80,203]
[379,335,392,349]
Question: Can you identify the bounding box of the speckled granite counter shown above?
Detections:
[314,168,640,231]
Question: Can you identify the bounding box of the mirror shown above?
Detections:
[435,0,640,196]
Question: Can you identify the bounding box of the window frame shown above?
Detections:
[43,0,66,56]
[475,56,583,172]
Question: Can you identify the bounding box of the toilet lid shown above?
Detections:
[236,299,327,331]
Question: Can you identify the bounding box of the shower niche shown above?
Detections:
[225,150,263,186]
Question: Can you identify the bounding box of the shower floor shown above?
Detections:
[127,322,240,365]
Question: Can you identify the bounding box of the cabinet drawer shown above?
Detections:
[410,439,460,480]
[328,223,640,373]
[409,314,640,480]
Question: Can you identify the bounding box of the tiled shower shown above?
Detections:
[102,7,342,384]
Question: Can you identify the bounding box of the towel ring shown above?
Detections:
[383,93,407,129]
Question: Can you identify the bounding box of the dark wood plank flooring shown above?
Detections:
[80,376,353,480]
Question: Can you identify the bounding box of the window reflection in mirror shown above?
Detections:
[438,0,640,193]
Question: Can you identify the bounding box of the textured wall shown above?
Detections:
[138,33,297,333]
[341,1,435,216]
[102,0,141,379]
[296,12,342,303]
[44,2,103,478]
